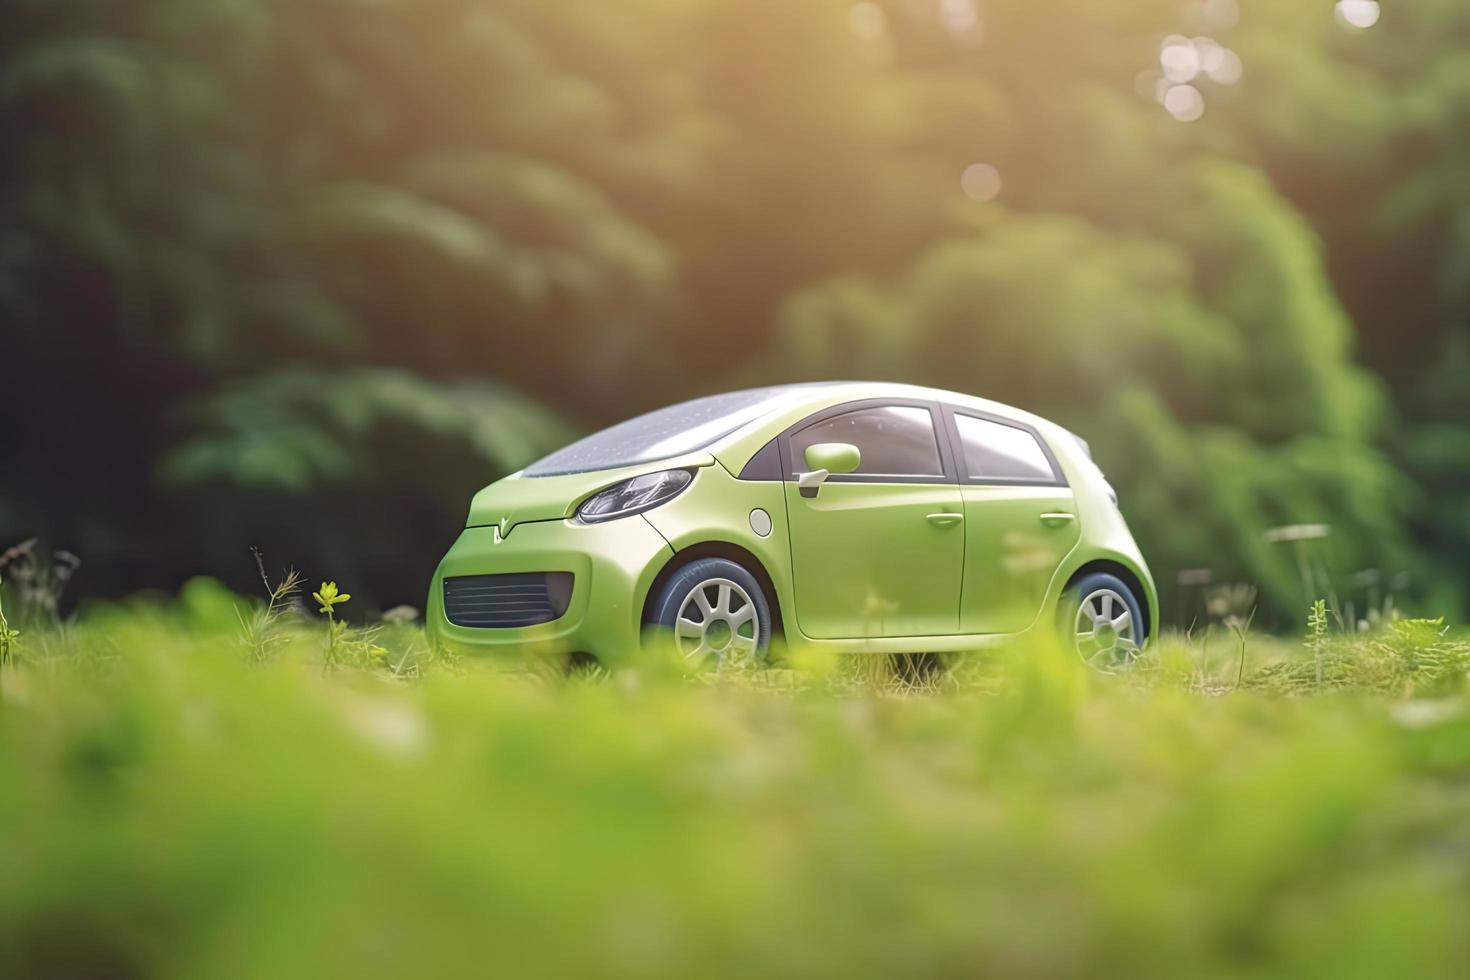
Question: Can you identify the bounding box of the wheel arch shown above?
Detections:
[1063,559,1154,641]
[640,540,786,639]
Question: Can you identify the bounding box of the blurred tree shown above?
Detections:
[156,368,570,608]
[773,196,1413,622]
[1223,2,1470,610]
[0,0,1465,619]
[771,0,1425,621]
[0,0,686,602]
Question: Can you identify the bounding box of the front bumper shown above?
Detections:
[425,514,673,664]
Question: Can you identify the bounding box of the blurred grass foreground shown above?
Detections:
[3,583,1470,979]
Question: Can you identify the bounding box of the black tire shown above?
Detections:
[647,557,773,664]
[1062,571,1146,673]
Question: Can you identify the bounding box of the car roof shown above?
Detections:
[518,381,1074,480]
[734,380,1056,430]
[697,381,1074,468]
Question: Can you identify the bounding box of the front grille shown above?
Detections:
[443,573,574,628]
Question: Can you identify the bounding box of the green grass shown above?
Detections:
[2,580,1469,979]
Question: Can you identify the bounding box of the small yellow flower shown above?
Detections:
[313,581,351,615]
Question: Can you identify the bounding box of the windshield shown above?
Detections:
[523,386,822,477]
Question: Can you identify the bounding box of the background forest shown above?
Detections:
[4,0,1468,627]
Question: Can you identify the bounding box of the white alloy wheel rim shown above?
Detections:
[1074,587,1140,673]
[674,577,760,664]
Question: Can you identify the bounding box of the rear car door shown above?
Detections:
[782,401,965,639]
[944,408,1082,634]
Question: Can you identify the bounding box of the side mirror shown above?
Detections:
[797,442,861,497]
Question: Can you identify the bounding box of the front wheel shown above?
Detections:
[1063,572,1145,674]
[647,557,773,667]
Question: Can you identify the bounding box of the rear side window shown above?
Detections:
[789,406,944,478]
[954,414,1058,483]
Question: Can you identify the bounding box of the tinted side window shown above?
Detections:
[955,415,1057,483]
[790,406,943,478]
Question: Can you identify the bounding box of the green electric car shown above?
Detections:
[427,382,1156,672]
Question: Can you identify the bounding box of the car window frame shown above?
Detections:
[940,405,1068,487]
[777,398,959,485]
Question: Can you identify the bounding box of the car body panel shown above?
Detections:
[784,480,965,638]
[638,463,794,620]
[427,514,671,660]
[958,484,1081,634]
[426,381,1158,663]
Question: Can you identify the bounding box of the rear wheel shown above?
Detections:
[1064,572,1144,674]
[647,557,772,667]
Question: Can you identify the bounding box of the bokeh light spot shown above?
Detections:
[1160,35,1202,83]
[1193,37,1225,73]
[1134,69,1162,100]
[959,163,1002,202]
[1191,0,1240,31]
[1163,84,1205,122]
[938,0,980,35]
[1207,48,1243,85]
[1335,1,1381,29]
[848,2,887,41]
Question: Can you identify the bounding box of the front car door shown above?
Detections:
[943,408,1082,634]
[782,401,965,639]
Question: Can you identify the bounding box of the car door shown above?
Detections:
[944,408,1082,634]
[782,401,965,639]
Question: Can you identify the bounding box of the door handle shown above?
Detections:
[926,512,964,527]
[1040,512,1076,527]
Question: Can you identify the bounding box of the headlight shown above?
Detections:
[575,469,693,524]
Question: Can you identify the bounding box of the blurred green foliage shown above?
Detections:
[2,1,1468,620]
[2,599,1470,978]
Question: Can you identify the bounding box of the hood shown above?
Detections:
[465,451,717,534]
